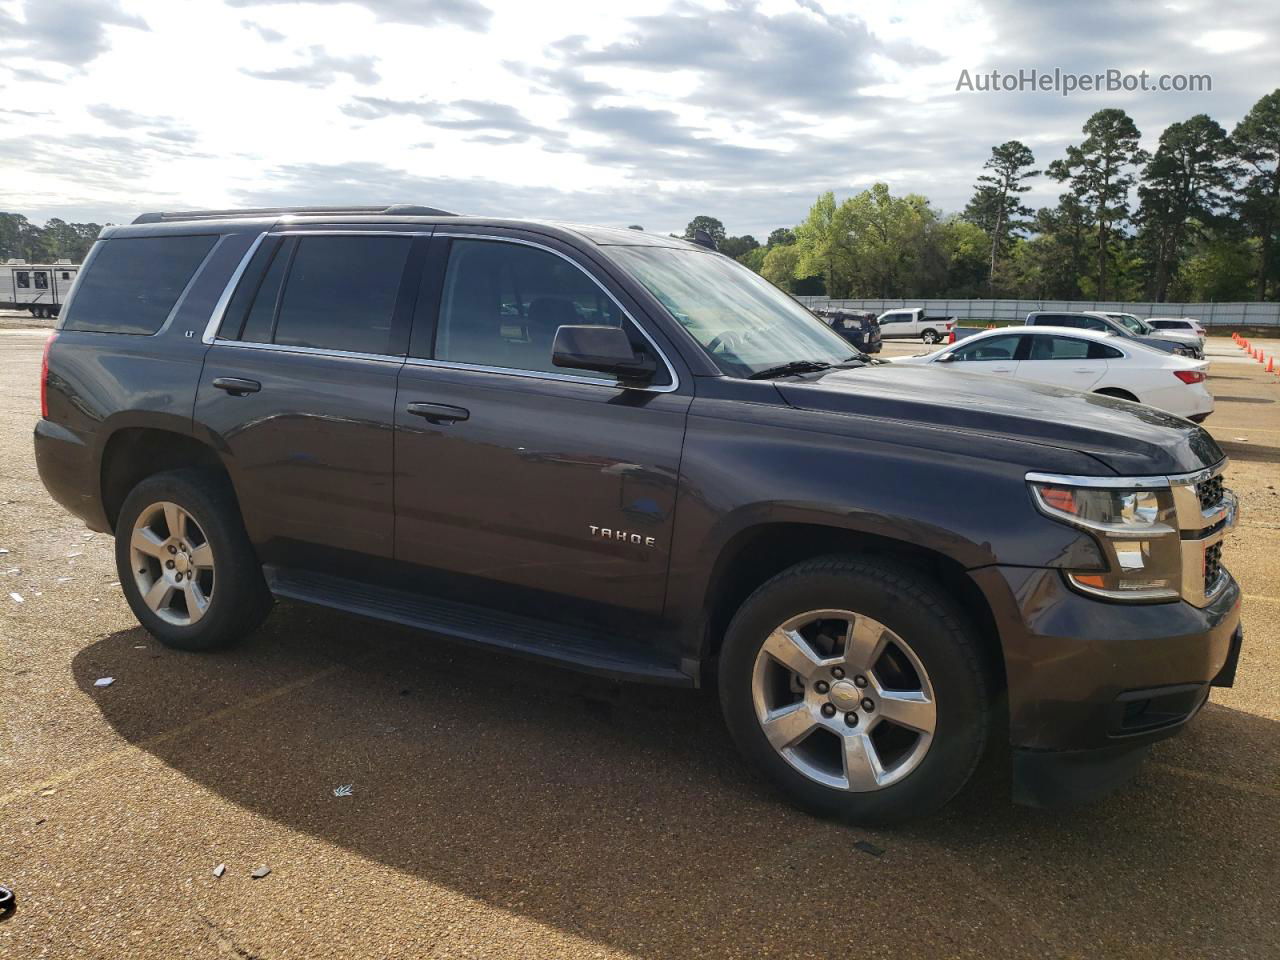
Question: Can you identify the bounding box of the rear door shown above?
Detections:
[194,229,421,562]
[392,232,692,617]
[1014,335,1109,391]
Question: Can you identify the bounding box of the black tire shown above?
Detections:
[921,329,939,344]
[114,468,271,651]
[718,556,991,824]
[1095,387,1139,403]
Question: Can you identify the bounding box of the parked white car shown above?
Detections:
[1100,311,1205,358]
[1146,317,1207,352]
[892,325,1214,422]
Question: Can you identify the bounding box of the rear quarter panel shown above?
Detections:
[41,231,257,528]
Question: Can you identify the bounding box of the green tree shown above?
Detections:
[1049,108,1147,299]
[793,192,854,297]
[736,246,768,273]
[766,227,795,247]
[682,215,726,246]
[761,243,801,291]
[841,184,934,297]
[964,140,1038,291]
[719,234,759,259]
[1230,89,1280,299]
[1137,115,1233,301]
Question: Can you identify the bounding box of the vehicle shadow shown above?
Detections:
[73,605,1279,957]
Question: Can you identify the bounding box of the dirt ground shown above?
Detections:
[1,318,1278,959]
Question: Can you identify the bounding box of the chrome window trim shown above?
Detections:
[201,231,268,344]
[206,339,405,365]
[429,231,680,394]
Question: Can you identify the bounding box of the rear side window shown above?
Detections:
[224,235,411,355]
[1027,335,1090,360]
[1089,342,1124,359]
[63,235,217,335]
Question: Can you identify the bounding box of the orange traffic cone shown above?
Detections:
[1268,355,1275,373]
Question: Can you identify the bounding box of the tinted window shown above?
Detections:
[238,239,293,344]
[951,334,1022,361]
[34,272,48,289]
[1028,335,1091,360]
[16,271,29,288]
[62,235,216,334]
[436,239,635,377]
[881,313,906,324]
[1150,320,1190,330]
[1089,342,1124,359]
[272,235,411,354]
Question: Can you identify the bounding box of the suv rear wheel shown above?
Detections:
[718,557,990,823]
[115,469,271,651]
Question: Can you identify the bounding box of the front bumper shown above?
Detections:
[970,564,1242,805]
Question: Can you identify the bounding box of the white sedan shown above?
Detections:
[892,325,1214,422]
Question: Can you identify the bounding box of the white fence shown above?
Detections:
[795,298,1280,328]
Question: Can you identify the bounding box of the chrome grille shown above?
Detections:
[1203,541,1223,589]
[1196,474,1224,510]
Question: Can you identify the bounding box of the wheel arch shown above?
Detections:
[699,522,1005,691]
[99,426,231,532]
[1094,386,1140,403]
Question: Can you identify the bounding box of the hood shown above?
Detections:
[777,364,1223,476]
[1136,335,1187,353]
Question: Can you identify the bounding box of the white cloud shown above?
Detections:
[0,0,1276,237]
[1194,29,1264,54]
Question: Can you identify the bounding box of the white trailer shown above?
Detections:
[0,258,80,318]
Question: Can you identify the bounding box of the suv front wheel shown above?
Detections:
[718,557,991,823]
[115,469,271,651]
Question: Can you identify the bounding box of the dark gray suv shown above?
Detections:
[34,205,1243,823]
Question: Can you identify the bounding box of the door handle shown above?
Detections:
[406,401,469,424]
[211,377,261,396]
[1072,367,1092,373]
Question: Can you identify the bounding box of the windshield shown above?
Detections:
[607,246,856,377]
[1110,313,1151,335]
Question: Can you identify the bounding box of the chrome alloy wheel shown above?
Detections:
[750,609,936,791]
[128,501,215,626]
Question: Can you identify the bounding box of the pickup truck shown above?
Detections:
[876,308,957,344]
[35,206,1243,824]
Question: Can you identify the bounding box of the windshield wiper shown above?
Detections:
[747,360,834,380]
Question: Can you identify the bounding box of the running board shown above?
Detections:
[263,566,693,686]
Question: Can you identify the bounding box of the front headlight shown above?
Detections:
[1028,479,1181,601]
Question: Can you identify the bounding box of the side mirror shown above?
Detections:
[552,325,657,383]
[935,352,955,363]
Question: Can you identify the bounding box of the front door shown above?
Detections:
[943,332,1026,377]
[393,234,691,617]
[194,231,416,561]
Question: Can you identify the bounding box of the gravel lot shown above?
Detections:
[2,315,1278,959]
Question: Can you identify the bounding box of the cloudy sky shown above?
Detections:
[0,0,1277,237]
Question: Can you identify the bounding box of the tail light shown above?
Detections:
[40,332,57,418]
[947,330,956,344]
[1174,369,1205,385]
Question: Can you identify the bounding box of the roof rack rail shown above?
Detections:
[132,204,457,224]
